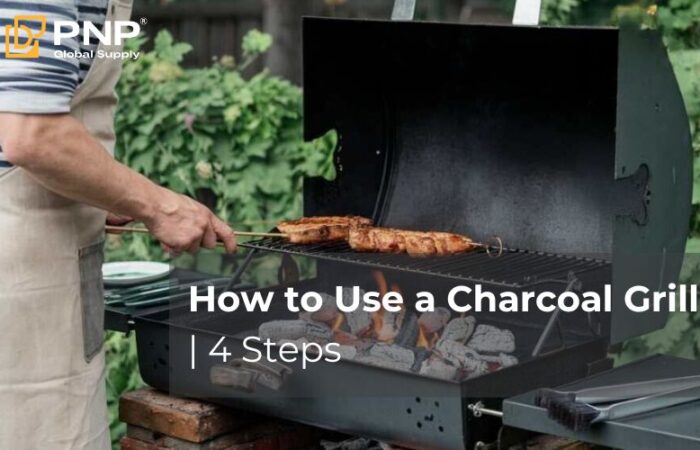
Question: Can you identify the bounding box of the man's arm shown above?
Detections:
[0,113,236,254]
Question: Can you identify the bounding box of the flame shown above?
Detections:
[416,325,440,350]
[416,326,430,349]
[372,270,388,297]
[370,271,406,343]
[371,271,388,338]
[332,313,345,331]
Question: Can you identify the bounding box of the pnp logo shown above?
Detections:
[4,15,46,59]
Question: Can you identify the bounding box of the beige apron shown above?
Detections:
[0,1,133,448]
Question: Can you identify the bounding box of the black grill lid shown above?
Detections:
[302,18,692,343]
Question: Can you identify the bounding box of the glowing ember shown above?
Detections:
[332,313,345,331]
[416,326,430,349]
[372,309,385,337]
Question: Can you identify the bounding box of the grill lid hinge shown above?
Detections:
[614,164,650,226]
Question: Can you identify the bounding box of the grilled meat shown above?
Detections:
[278,216,372,244]
[277,216,475,256]
[349,227,475,256]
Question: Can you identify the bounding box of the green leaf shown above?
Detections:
[154,30,192,63]
[257,161,293,194]
[242,29,273,58]
[131,151,155,173]
[643,312,691,353]
[670,50,700,117]
[246,139,273,158]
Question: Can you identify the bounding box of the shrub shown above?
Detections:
[107,30,336,261]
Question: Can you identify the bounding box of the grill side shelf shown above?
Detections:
[239,238,610,289]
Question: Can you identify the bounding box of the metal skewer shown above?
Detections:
[105,226,504,257]
[105,225,286,240]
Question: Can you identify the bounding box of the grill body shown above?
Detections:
[135,278,609,450]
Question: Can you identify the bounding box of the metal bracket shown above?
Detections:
[468,401,504,419]
[512,0,542,25]
[614,164,651,226]
[531,272,582,357]
[391,0,416,21]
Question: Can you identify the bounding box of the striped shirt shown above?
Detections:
[0,0,107,169]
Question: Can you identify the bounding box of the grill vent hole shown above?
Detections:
[434,401,440,408]
[415,397,421,403]
[406,408,412,414]
[416,422,422,429]
[439,426,444,433]
[157,358,167,366]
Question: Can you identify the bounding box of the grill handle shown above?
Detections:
[391,0,542,25]
[210,355,293,392]
[391,0,415,20]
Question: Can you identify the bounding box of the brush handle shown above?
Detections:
[575,374,700,404]
[598,383,700,423]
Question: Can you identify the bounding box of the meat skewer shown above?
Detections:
[106,216,370,241]
[277,215,372,244]
[107,216,502,256]
[348,227,486,256]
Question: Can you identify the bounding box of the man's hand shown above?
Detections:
[106,213,133,226]
[145,190,237,254]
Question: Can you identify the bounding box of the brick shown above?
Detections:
[120,389,258,443]
[120,436,170,450]
[120,389,324,450]
[222,445,256,450]
[127,425,163,443]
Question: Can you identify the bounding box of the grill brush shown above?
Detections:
[535,374,700,409]
[536,376,700,431]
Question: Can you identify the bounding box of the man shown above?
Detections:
[0,1,236,449]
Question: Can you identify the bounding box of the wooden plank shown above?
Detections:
[208,20,237,61]
[134,1,262,20]
[119,389,256,443]
[180,18,209,67]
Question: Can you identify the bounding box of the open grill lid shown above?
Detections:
[302,18,692,343]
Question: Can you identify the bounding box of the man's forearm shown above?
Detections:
[0,113,166,222]
[0,112,237,254]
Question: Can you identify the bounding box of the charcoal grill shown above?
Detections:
[114,15,693,450]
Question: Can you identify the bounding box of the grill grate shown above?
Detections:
[240,238,610,289]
